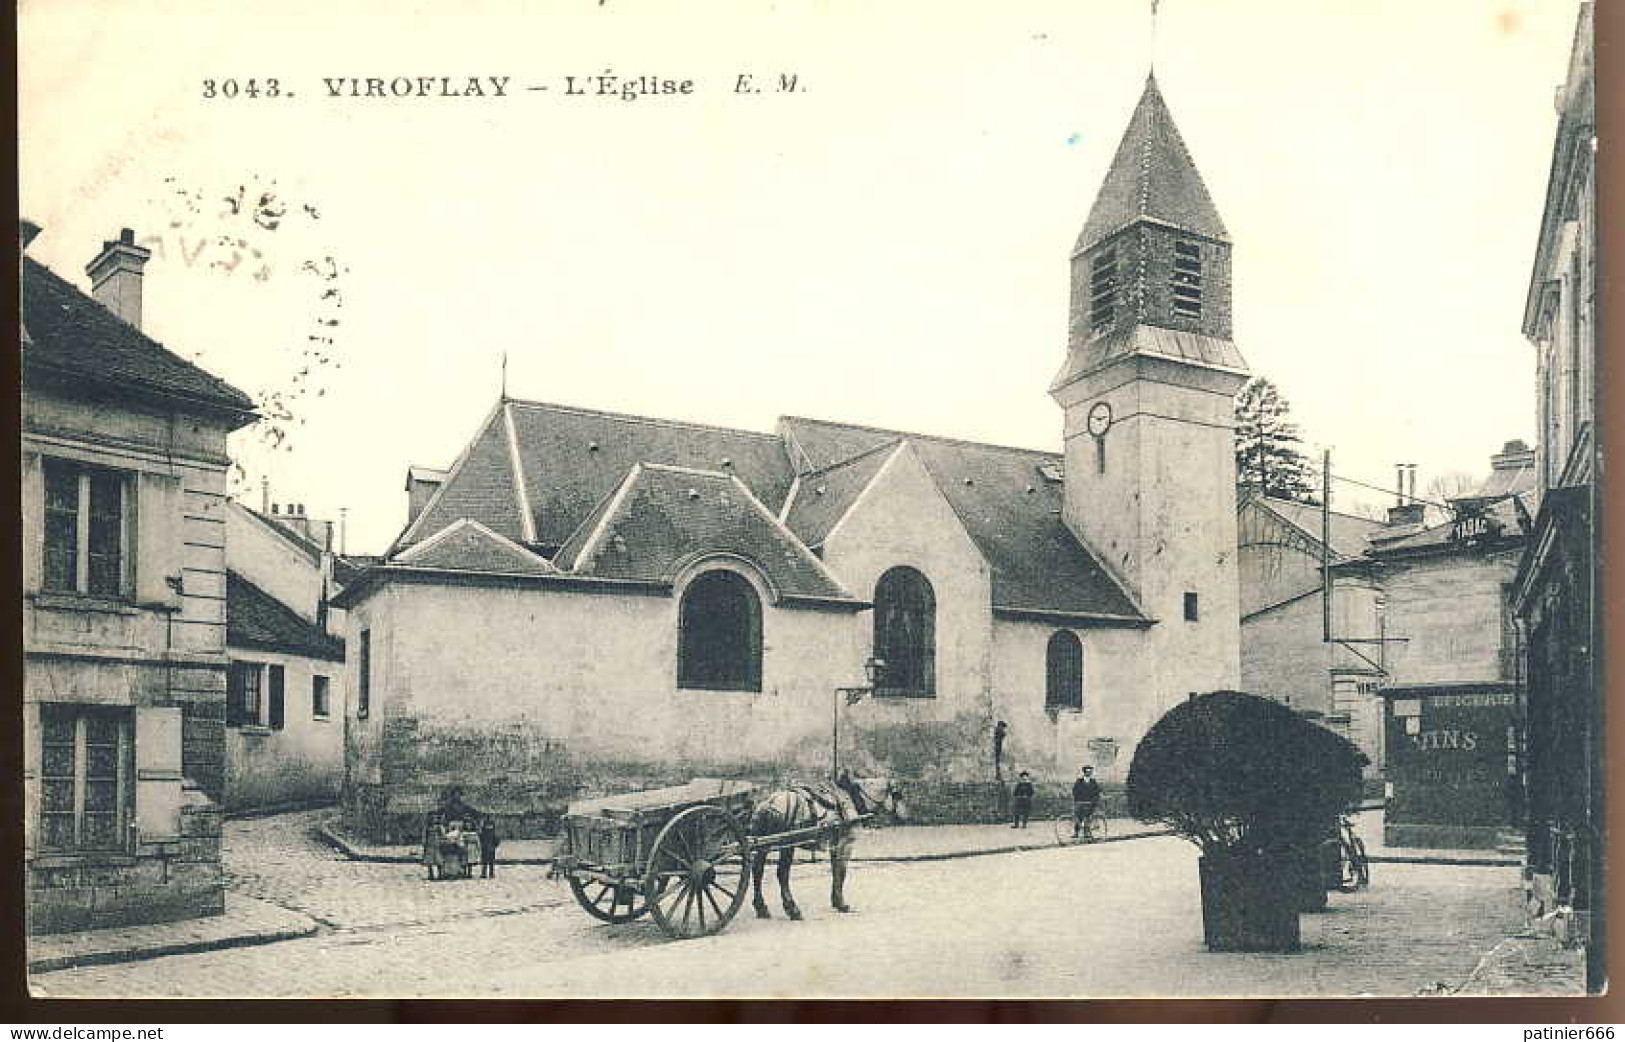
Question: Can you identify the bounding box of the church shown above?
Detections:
[334,75,1251,840]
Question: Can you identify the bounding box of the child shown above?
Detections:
[478,816,500,878]
[1011,771,1036,829]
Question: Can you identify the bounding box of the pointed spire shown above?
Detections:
[1075,74,1228,252]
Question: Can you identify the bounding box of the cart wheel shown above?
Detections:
[569,877,652,923]
[644,804,748,940]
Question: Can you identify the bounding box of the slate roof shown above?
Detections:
[1252,496,1384,560]
[1051,324,1248,390]
[386,400,1146,622]
[780,439,902,548]
[21,255,256,419]
[1075,74,1229,253]
[558,464,854,603]
[227,571,344,661]
[779,418,1146,621]
[1475,463,1537,501]
[397,404,530,550]
[395,400,796,553]
[395,519,557,575]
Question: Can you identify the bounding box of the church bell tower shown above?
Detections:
[1050,73,1250,717]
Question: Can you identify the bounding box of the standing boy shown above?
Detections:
[478,816,500,878]
[1011,771,1036,829]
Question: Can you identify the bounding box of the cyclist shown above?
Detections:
[1071,765,1102,839]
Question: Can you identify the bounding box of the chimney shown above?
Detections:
[1491,439,1535,473]
[1386,502,1425,527]
[405,466,448,526]
[85,228,152,330]
[1394,465,1406,505]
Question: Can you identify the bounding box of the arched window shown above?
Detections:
[677,570,762,691]
[1045,630,1083,710]
[873,567,935,697]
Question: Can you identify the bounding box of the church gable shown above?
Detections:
[566,463,856,604]
[505,399,796,550]
[395,518,557,576]
[394,403,527,551]
[780,438,901,549]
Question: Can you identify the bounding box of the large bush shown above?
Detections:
[1127,690,1366,856]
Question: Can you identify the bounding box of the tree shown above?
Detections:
[1234,377,1318,503]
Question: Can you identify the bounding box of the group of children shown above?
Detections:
[435,789,503,878]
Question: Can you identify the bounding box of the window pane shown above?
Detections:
[42,744,75,778]
[86,472,123,596]
[41,707,76,745]
[42,814,76,849]
[84,711,121,748]
[85,779,118,812]
[86,744,118,779]
[41,779,75,813]
[43,465,80,591]
[82,813,119,849]
[874,567,935,695]
[678,571,761,690]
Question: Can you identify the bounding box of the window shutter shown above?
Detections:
[135,706,184,842]
[21,454,43,594]
[269,666,285,730]
[135,472,183,608]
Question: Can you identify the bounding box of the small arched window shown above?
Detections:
[873,566,935,697]
[677,570,762,691]
[1045,630,1083,710]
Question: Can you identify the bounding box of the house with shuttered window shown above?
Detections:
[21,222,256,933]
[222,500,347,811]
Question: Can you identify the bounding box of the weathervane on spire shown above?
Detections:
[500,351,508,400]
[1150,0,1161,72]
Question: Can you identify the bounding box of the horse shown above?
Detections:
[748,774,906,920]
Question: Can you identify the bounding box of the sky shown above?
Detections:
[19,0,1584,555]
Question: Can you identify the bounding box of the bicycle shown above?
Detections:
[1052,806,1109,846]
[1333,814,1370,892]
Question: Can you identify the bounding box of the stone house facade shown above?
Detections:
[1369,445,1535,850]
[1511,0,1599,974]
[223,501,347,812]
[21,223,256,933]
[334,75,1251,840]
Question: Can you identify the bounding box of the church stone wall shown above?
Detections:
[341,575,863,841]
[818,444,998,784]
[988,619,1146,786]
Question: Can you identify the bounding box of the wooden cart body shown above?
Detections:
[553,778,856,939]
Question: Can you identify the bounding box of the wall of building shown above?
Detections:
[342,574,864,841]
[223,501,347,812]
[988,619,1145,785]
[225,648,345,810]
[339,441,1165,837]
[225,503,326,621]
[21,385,231,933]
[1380,549,1521,689]
[819,443,999,784]
[1060,359,1245,742]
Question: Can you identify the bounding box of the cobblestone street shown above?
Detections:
[29,810,1581,999]
[218,810,566,934]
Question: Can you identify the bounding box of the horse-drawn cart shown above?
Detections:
[550,778,860,940]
